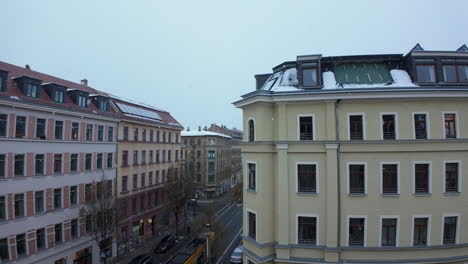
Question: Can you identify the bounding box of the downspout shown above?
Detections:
[334,99,342,249]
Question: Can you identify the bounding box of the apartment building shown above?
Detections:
[182,127,232,199]
[114,99,183,255]
[0,62,118,264]
[233,44,468,264]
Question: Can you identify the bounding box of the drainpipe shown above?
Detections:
[334,99,342,249]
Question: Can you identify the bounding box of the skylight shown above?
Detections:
[115,102,162,121]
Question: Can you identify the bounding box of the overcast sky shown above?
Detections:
[2,0,467,129]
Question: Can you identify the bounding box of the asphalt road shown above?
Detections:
[213,203,242,264]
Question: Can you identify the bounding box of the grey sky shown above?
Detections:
[2,0,467,129]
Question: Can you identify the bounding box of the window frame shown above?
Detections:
[70,185,78,206]
[412,112,430,139]
[415,64,437,83]
[14,154,25,177]
[70,153,78,173]
[443,161,461,193]
[379,216,399,247]
[14,193,25,218]
[246,208,257,241]
[380,162,400,195]
[35,118,47,140]
[71,122,79,140]
[15,116,27,138]
[380,112,398,140]
[53,188,62,209]
[0,114,8,137]
[347,113,366,140]
[347,162,367,195]
[441,214,460,245]
[442,64,468,83]
[54,120,64,140]
[34,190,45,214]
[296,214,319,245]
[34,154,45,176]
[247,118,255,142]
[411,215,431,246]
[296,162,319,194]
[246,161,257,192]
[442,112,459,139]
[412,161,432,195]
[297,114,316,141]
[54,154,63,174]
[346,215,367,247]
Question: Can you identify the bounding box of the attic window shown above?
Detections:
[54,88,65,103]
[78,94,87,107]
[26,82,39,98]
[0,71,6,92]
[301,62,319,87]
[416,65,436,83]
[99,99,108,112]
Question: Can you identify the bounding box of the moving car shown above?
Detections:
[230,247,243,263]
[154,234,177,254]
[128,254,153,264]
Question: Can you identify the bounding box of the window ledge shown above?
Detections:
[444,192,460,196]
[121,165,129,168]
[414,193,431,197]
[246,189,257,194]
[296,192,318,196]
[381,193,400,197]
[348,193,367,197]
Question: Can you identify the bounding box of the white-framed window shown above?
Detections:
[380,162,399,195]
[380,112,398,140]
[379,216,399,247]
[413,161,432,194]
[246,161,256,191]
[34,190,45,214]
[297,214,319,245]
[347,215,367,246]
[347,113,366,140]
[297,114,315,140]
[412,112,430,139]
[34,154,45,176]
[411,215,431,246]
[442,112,458,139]
[296,162,319,193]
[246,208,257,240]
[347,162,367,194]
[247,118,255,142]
[443,161,461,193]
[441,214,460,244]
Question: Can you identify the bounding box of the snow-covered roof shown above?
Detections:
[261,68,298,92]
[181,130,232,138]
[323,69,417,89]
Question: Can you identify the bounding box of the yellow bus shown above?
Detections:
[166,238,206,264]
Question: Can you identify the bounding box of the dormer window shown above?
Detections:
[416,65,436,83]
[303,68,318,86]
[15,76,42,98]
[26,83,39,97]
[297,55,322,88]
[54,88,65,103]
[99,99,108,112]
[78,94,87,107]
[443,65,468,83]
[0,71,7,92]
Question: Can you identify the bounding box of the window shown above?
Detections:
[443,65,468,82]
[86,124,93,141]
[150,130,154,142]
[298,216,317,244]
[70,186,77,205]
[149,171,153,185]
[14,154,25,176]
[162,170,166,183]
[54,188,62,209]
[97,125,104,141]
[349,115,364,140]
[413,217,429,246]
[15,116,26,138]
[156,150,160,163]
[133,174,138,189]
[54,89,65,103]
[297,164,317,193]
[416,65,436,83]
[133,151,138,165]
[54,154,62,173]
[16,234,26,256]
[197,151,201,158]
[14,194,24,218]
[55,120,63,140]
[107,153,113,168]
[122,176,128,192]
[71,122,79,140]
[444,113,457,138]
[414,163,430,194]
[70,154,78,172]
[99,99,108,111]
[248,119,255,142]
[0,196,5,220]
[299,116,314,140]
[85,153,92,170]
[35,191,44,213]
[0,71,5,92]
[156,130,160,142]
[0,238,8,261]
[413,114,427,139]
[36,228,45,250]
[443,216,458,244]
[168,150,171,161]
[122,151,128,166]
[71,219,78,239]
[162,150,166,163]
[348,217,365,246]
[142,151,146,164]
[86,215,92,232]
[141,173,146,187]
[142,128,146,141]
[156,171,160,184]
[163,132,166,143]
[0,155,4,178]
[248,211,256,240]
[132,198,137,214]
[349,164,365,194]
[0,114,6,137]
[248,163,256,190]
[381,114,396,140]
[381,218,397,246]
[168,132,171,143]
[445,162,459,193]
[382,164,398,194]
[55,223,63,243]
[78,95,87,107]
[108,127,114,142]
[96,182,103,200]
[97,153,103,169]
[26,82,39,97]
[85,184,92,202]
[303,68,318,86]
[175,150,179,161]
[35,154,45,176]
[123,126,129,140]
[149,150,153,163]
[134,128,139,141]
[36,118,46,139]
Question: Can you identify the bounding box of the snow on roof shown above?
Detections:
[322,69,417,89]
[107,93,167,113]
[261,68,299,92]
[181,130,231,138]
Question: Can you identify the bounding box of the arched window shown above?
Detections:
[248,119,255,142]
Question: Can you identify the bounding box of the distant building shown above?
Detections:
[182,127,232,199]
[234,44,468,263]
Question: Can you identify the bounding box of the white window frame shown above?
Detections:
[0,113,9,137]
[69,153,79,173]
[379,112,399,140]
[442,112,459,139]
[0,194,9,220]
[441,213,460,244]
[70,185,79,206]
[34,117,48,140]
[53,187,63,210]
[346,215,367,247]
[14,153,26,177]
[347,113,366,140]
[246,208,258,241]
[295,162,319,194]
[0,153,6,177]
[297,114,316,141]
[53,153,64,174]
[411,215,431,246]
[34,153,45,176]
[14,115,28,139]
[379,215,400,247]
[443,160,462,193]
[13,192,27,219]
[380,161,400,195]
[33,190,46,215]
[346,162,367,195]
[71,122,80,141]
[412,112,430,139]
[246,161,257,192]
[54,119,65,140]
[247,117,256,142]
[296,214,319,245]
[412,161,432,194]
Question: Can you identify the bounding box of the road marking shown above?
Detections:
[215,227,243,264]
[215,202,231,217]
[214,203,236,222]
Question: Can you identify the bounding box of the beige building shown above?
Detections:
[234,45,468,263]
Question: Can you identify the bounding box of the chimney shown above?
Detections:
[187,127,190,131]
[25,65,31,70]
[81,79,88,86]
[198,126,201,131]
[204,126,207,130]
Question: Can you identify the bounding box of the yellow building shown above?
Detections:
[233,45,468,264]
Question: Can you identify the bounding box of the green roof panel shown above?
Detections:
[334,63,394,85]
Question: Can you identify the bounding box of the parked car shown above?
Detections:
[128,254,153,264]
[154,234,177,254]
[230,247,243,263]
[187,198,198,206]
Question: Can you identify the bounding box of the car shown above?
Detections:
[187,198,198,206]
[230,247,243,263]
[154,234,177,254]
[128,254,153,264]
